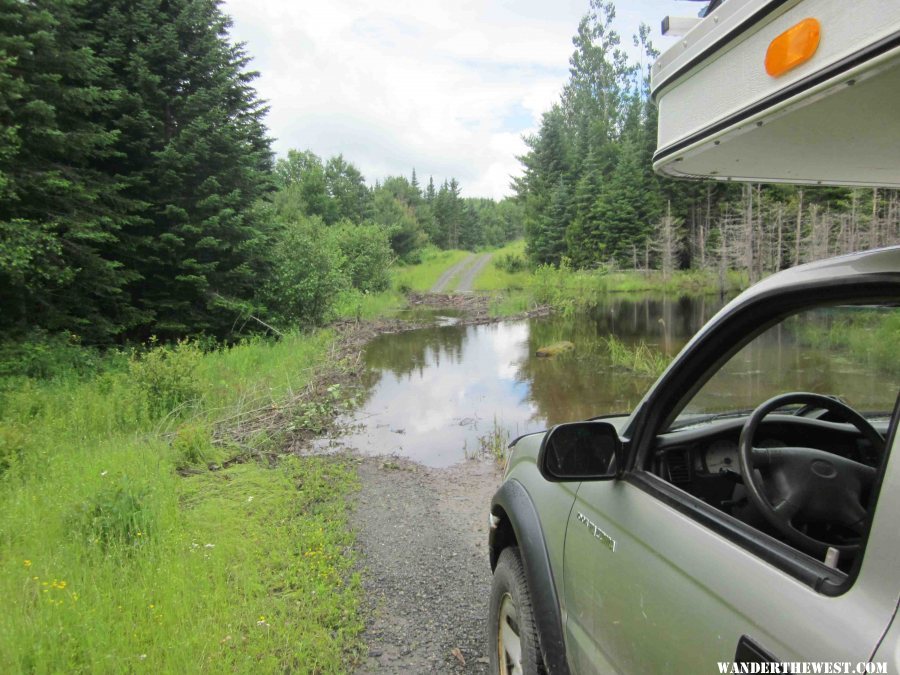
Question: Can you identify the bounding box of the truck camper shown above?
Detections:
[651,0,900,187]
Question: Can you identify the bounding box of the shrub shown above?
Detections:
[172,423,221,469]
[129,339,203,419]
[0,423,27,476]
[0,330,104,381]
[494,252,527,274]
[264,216,348,327]
[330,221,393,293]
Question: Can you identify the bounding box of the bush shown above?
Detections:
[0,423,27,476]
[264,216,348,327]
[330,221,393,293]
[129,339,203,419]
[172,423,222,469]
[494,252,527,274]
[0,331,105,381]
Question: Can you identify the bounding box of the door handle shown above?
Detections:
[735,635,777,664]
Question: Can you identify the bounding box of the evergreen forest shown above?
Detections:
[516,2,900,282]
[3,0,899,350]
[0,0,521,347]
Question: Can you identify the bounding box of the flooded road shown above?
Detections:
[328,294,899,467]
[333,296,722,466]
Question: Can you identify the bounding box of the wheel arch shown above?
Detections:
[490,479,571,675]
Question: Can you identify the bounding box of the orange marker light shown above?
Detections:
[765,18,821,77]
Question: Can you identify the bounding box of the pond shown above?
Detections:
[326,295,898,467]
[330,296,721,467]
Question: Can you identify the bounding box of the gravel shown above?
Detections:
[350,456,502,674]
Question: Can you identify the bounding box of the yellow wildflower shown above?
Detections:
[23,560,31,568]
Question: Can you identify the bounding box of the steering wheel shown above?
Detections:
[738,392,883,559]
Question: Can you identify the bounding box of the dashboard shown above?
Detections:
[651,413,887,515]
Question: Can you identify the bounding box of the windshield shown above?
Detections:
[674,304,900,426]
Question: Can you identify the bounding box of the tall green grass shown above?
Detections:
[602,335,671,378]
[331,287,407,321]
[472,241,745,318]
[0,331,363,672]
[795,309,900,374]
[473,240,530,292]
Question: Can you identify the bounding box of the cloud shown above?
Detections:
[223,0,682,199]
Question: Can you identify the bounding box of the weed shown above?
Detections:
[0,423,26,476]
[129,339,203,419]
[171,423,221,469]
[469,417,510,465]
[74,477,155,551]
[602,335,670,377]
[291,383,347,434]
[494,252,528,274]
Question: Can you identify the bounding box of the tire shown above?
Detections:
[488,546,547,675]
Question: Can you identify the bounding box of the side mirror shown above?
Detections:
[538,421,623,481]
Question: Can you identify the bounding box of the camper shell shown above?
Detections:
[650,0,900,187]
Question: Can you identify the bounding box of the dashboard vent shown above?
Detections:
[666,450,692,484]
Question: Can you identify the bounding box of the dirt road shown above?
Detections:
[351,456,502,674]
[429,254,492,293]
[454,254,491,292]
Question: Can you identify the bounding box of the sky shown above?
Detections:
[221,0,692,199]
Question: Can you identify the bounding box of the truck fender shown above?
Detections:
[490,479,570,675]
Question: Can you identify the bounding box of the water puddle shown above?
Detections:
[322,295,898,467]
[326,296,722,467]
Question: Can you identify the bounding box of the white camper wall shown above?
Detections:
[651,0,900,187]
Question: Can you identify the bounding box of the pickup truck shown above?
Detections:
[487,1,900,672]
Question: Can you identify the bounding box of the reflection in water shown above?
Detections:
[333,296,895,467]
[336,296,724,467]
[685,308,900,416]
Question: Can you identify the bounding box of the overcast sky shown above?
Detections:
[222,0,691,199]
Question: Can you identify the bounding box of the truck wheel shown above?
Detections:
[488,546,546,675]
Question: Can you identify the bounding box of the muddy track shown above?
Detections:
[351,456,501,674]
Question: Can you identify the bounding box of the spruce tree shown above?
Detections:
[84,0,274,338]
[0,0,140,341]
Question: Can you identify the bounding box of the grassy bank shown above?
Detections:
[0,245,492,672]
[795,308,900,374]
[471,241,747,317]
[0,332,363,672]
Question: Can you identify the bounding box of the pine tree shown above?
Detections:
[517,106,571,265]
[84,0,274,338]
[0,0,141,341]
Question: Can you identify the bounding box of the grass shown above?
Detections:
[472,240,530,292]
[332,287,407,322]
[794,308,900,374]
[472,243,747,318]
[467,417,510,465]
[602,335,671,378]
[0,331,365,673]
